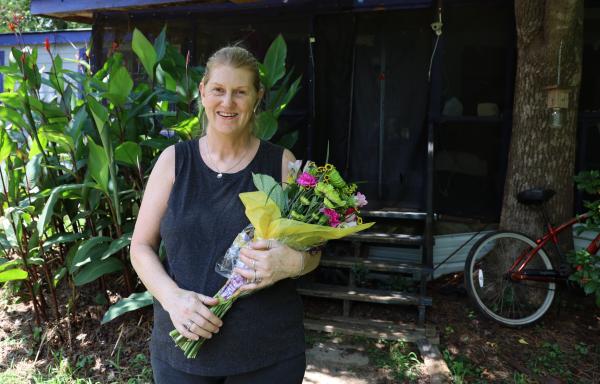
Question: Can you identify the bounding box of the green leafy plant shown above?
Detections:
[0,25,302,332]
[569,170,600,306]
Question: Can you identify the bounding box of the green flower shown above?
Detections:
[300,196,311,206]
[328,168,346,188]
[324,197,336,209]
[290,210,304,221]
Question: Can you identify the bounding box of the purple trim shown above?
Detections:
[0,31,91,47]
[32,0,432,17]
[31,0,196,15]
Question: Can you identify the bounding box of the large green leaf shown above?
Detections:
[88,138,109,192]
[115,142,141,167]
[0,259,21,273]
[73,257,124,286]
[0,268,28,283]
[154,26,167,62]
[53,266,67,288]
[86,96,109,135]
[0,106,28,130]
[100,233,132,261]
[252,173,286,213]
[69,236,111,271]
[262,34,287,89]
[107,66,133,106]
[156,64,176,92]
[43,232,87,249]
[254,111,278,140]
[0,128,14,163]
[0,92,25,110]
[274,75,302,118]
[101,291,153,324]
[39,124,75,152]
[0,216,19,248]
[25,154,42,187]
[37,184,91,236]
[132,28,157,81]
[277,130,299,150]
[168,117,199,141]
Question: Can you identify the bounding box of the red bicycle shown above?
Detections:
[464,188,600,326]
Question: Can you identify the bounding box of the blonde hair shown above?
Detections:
[198,46,263,136]
[202,46,262,92]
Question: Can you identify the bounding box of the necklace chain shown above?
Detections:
[204,138,250,179]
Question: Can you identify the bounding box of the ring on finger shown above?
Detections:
[252,260,256,270]
[186,319,194,332]
[253,269,258,283]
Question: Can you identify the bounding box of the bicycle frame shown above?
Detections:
[508,212,600,282]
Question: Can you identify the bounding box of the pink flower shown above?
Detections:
[296,172,317,187]
[321,208,340,227]
[354,192,368,208]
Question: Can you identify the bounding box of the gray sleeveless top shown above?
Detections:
[151,138,305,376]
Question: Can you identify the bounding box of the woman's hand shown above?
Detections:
[235,239,303,292]
[163,288,223,341]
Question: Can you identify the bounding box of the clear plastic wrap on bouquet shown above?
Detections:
[215,224,255,280]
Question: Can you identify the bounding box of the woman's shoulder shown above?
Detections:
[259,139,290,158]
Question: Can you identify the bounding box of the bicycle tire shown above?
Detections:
[464,231,556,327]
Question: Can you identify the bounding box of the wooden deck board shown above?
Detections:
[304,317,439,344]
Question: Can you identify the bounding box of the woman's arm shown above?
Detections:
[130,146,222,340]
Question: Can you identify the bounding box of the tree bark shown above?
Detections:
[500,0,583,246]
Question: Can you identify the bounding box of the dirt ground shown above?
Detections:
[1,275,599,383]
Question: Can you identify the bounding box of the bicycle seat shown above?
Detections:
[516,188,555,205]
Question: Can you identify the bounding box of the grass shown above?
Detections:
[0,342,153,384]
[358,337,422,382]
[442,348,484,384]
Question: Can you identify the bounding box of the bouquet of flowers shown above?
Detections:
[170,161,374,358]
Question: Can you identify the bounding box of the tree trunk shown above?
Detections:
[500,0,583,246]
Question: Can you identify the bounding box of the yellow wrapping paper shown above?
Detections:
[240,191,374,248]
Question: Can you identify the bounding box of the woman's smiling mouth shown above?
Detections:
[217,111,238,119]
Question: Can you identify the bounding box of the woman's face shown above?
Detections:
[200,65,262,137]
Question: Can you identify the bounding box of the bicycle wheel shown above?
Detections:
[464,231,556,326]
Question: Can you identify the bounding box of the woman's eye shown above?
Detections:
[236,90,247,96]
[212,88,224,94]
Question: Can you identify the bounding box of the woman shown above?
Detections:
[130,46,320,383]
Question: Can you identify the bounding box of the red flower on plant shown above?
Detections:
[44,37,51,53]
[296,172,317,187]
[321,208,340,227]
[8,22,16,32]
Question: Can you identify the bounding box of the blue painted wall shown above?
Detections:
[0,30,90,47]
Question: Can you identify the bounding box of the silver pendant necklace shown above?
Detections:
[204,138,250,179]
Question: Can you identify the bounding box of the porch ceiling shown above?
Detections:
[31,0,434,23]
[30,0,233,23]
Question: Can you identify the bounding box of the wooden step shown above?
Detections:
[304,315,439,344]
[298,282,432,306]
[343,232,424,246]
[319,256,432,275]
